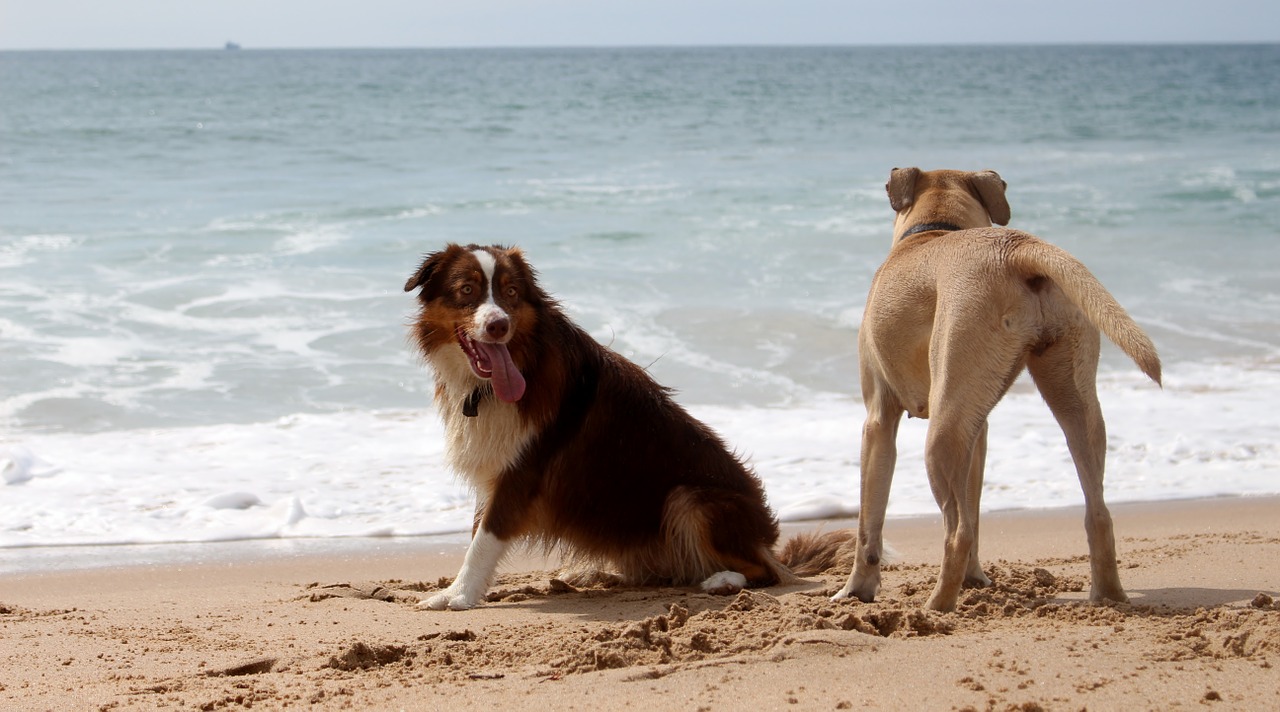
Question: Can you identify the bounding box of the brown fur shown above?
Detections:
[406,244,824,606]
[778,530,860,577]
[833,168,1161,613]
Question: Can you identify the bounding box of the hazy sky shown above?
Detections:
[2,0,1277,50]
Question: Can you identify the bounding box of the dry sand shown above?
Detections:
[3,496,1278,710]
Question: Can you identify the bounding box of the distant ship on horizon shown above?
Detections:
[224,41,241,51]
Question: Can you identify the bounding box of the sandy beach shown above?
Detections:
[3,496,1278,710]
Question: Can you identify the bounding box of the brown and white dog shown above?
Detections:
[833,168,1162,612]
[405,243,815,610]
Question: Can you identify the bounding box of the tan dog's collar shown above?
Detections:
[899,222,964,241]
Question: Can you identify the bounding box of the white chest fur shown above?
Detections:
[430,349,534,493]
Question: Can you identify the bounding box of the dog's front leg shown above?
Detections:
[834,398,902,603]
[420,527,509,611]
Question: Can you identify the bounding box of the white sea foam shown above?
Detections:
[0,233,78,268]
[274,226,350,256]
[3,363,1276,566]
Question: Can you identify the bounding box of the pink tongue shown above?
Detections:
[475,341,526,403]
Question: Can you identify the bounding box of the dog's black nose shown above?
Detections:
[485,317,510,340]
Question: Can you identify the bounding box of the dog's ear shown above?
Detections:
[971,170,1011,226]
[404,244,461,294]
[886,167,920,213]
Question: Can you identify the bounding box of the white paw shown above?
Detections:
[418,593,449,610]
[830,587,851,602]
[700,570,747,596]
[418,590,480,611]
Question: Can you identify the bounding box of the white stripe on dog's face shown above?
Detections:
[472,248,497,300]
[469,248,508,341]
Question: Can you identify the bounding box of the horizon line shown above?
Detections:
[3,39,1278,53]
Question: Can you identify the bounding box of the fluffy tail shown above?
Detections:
[1008,237,1162,386]
[775,529,859,578]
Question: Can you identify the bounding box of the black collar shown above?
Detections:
[898,222,964,241]
[462,387,484,417]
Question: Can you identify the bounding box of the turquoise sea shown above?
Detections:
[2,45,1278,568]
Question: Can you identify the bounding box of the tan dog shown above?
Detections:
[832,168,1162,612]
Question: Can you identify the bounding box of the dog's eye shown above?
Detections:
[460,284,473,296]
[505,286,518,299]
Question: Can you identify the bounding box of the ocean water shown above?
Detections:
[2,45,1279,572]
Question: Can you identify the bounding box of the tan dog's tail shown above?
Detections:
[1009,238,1162,386]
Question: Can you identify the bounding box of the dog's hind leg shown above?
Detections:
[660,487,785,592]
[1028,329,1127,604]
[923,413,987,612]
[833,379,903,604]
[963,422,993,589]
[921,320,1024,612]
